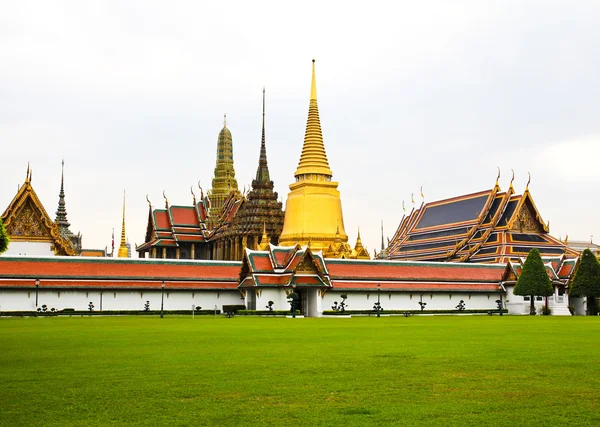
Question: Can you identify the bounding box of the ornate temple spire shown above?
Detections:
[294,60,333,178]
[118,191,129,258]
[381,220,385,251]
[255,87,271,183]
[55,159,72,235]
[211,115,239,195]
[208,114,240,227]
[355,227,364,251]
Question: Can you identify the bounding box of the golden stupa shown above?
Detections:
[117,191,129,258]
[279,60,360,258]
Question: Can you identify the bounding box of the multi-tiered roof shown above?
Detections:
[387,175,578,263]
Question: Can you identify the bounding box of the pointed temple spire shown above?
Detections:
[208,114,240,228]
[294,59,333,178]
[222,88,285,257]
[118,191,128,258]
[55,159,71,230]
[380,220,384,251]
[255,87,271,183]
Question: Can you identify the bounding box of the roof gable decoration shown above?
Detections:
[507,191,549,234]
[290,249,331,287]
[2,169,74,255]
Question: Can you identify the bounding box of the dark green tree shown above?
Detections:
[513,248,553,315]
[569,249,600,315]
[0,218,9,255]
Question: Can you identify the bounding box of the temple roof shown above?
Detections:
[294,60,333,178]
[0,256,240,290]
[1,166,74,255]
[137,193,212,251]
[387,178,577,263]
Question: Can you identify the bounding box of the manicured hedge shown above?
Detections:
[237,310,300,316]
[322,309,508,315]
[0,309,221,317]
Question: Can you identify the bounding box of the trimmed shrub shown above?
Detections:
[514,248,553,315]
[569,249,600,315]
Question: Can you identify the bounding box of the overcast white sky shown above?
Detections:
[2,0,600,255]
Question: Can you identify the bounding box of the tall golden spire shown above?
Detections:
[294,60,333,178]
[117,191,129,258]
[279,60,348,256]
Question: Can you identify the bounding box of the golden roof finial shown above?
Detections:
[163,190,169,208]
[509,169,515,189]
[294,59,333,178]
[258,221,270,251]
[526,172,531,191]
[420,186,424,203]
[190,186,196,205]
[496,167,501,187]
[145,194,152,208]
[223,113,227,127]
[310,59,317,101]
[411,193,415,206]
[25,162,30,183]
[117,190,128,258]
[198,181,204,199]
[402,200,406,213]
[564,234,569,245]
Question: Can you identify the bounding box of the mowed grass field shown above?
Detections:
[1,316,599,427]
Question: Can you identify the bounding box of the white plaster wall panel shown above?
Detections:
[5,241,54,256]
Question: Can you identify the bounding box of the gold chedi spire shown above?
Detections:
[279,60,349,257]
[117,191,129,258]
[294,59,333,178]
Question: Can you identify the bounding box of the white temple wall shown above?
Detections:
[253,288,288,311]
[323,291,499,312]
[0,289,242,312]
[4,241,54,256]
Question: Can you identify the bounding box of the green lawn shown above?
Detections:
[1,316,599,426]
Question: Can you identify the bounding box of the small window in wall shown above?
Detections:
[86,292,88,298]
[430,294,433,300]
[388,294,391,300]
[141,292,144,298]
[524,296,530,301]
[487,295,490,300]
[58,292,60,298]
[367,294,370,300]
[28,292,31,298]
[217,293,220,299]
[468,294,471,300]
[449,294,452,300]
[410,294,412,300]
[114,292,117,299]
[192,292,195,299]
[167,292,170,299]
[536,296,543,301]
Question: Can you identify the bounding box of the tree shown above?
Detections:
[569,249,600,315]
[0,218,9,255]
[513,248,553,315]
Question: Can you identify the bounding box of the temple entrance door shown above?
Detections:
[294,289,305,315]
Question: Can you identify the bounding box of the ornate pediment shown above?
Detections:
[510,201,544,233]
[295,254,319,274]
[2,169,74,255]
[6,200,52,240]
